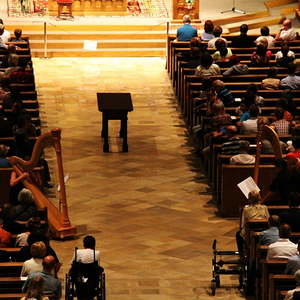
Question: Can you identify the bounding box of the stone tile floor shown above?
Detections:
[33,57,244,299]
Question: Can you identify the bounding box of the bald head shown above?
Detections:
[283,19,292,29]
[226,125,238,136]
[279,223,291,239]
[183,15,191,24]
[42,255,56,272]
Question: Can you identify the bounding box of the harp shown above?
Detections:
[253,123,283,203]
[8,128,76,238]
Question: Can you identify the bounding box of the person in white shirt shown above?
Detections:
[284,269,300,300]
[240,104,259,134]
[230,140,255,165]
[275,19,297,41]
[21,241,47,276]
[0,24,10,46]
[267,223,298,259]
[71,235,100,264]
[207,25,227,49]
[255,26,275,48]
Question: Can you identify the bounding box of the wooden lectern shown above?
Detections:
[97,93,133,153]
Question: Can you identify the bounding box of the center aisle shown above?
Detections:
[33,57,243,300]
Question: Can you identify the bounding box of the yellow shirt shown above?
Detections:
[241,204,269,237]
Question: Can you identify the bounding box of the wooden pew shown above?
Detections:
[20,91,37,100]
[10,83,35,92]
[0,262,22,277]
[0,55,31,66]
[4,108,39,118]
[215,153,287,197]
[0,277,24,293]
[219,164,279,217]
[262,259,288,300]
[0,48,30,55]
[0,293,26,299]
[270,274,295,300]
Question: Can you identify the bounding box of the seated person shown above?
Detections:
[17,231,59,264]
[236,101,250,121]
[275,19,297,41]
[281,63,300,90]
[239,104,259,134]
[251,43,272,65]
[71,235,100,264]
[201,20,214,41]
[231,24,255,48]
[3,188,37,233]
[275,42,295,67]
[212,79,234,107]
[20,276,49,300]
[207,25,227,49]
[287,138,300,159]
[285,241,300,275]
[0,144,11,168]
[244,84,264,107]
[279,193,300,235]
[277,93,295,121]
[23,255,62,300]
[10,28,26,42]
[267,223,297,259]
[212,39,232,62]
[209,100,232,131]
[259,215,280,246]
[0,24,9,48]
[255,26,275,48]
[176,15,197,42]
[3,52,20,78]
[230,140,255,164]
[271,108,291,135]
[0,77,11,105]
[236,190,269,254]
[0,218,12,247]
[183,38,205,68]
[0,45,18,70]
[70,236,102,300]
[223,55,248,76]
[268,158,300,205]
[5,59,34,84]
[261,67,280,90]
[195,52,220,77]
[262,139,287,154]
[21,241,47,276]
[284,270,300,300]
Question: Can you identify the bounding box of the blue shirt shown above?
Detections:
[23,271,61,299]
[285,255,300,275]
[240,111,250,122]
[176,24,198,41]
[0,158,11,168]
[201,32,214,41]
[259,226,279,246]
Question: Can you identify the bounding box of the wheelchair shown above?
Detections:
[211,239,247,296]
[65,261,106,300]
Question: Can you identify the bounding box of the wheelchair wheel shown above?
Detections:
[215,275,220,288]
[65,274,74,300]
[211,279,217,296]
[98,272,106,300]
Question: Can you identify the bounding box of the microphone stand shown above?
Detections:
[221,0,246,14]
